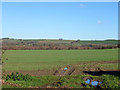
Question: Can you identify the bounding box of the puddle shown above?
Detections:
[91,81,99,86]
[60,67,68,75]
[85,78,102,87]
[54,66,75,76]
[85,79,90,84]
[64,67,68,70]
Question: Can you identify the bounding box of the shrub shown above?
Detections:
[5,72,33,81]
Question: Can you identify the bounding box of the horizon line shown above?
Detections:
[0,37,118,41]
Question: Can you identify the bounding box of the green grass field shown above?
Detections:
[3,48,118,71]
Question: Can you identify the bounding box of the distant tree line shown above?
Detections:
[2,44,118,50]
[2,39,119,50]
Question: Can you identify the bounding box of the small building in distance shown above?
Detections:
[59,38,63,40]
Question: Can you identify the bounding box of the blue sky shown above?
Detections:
[2,2,118,40]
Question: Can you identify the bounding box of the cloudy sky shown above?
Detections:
[2,2,118,40]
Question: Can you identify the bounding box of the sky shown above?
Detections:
[2,2,118,40]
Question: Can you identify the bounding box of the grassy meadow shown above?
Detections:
[3,48,118,71]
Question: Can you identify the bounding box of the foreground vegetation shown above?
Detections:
[2,72,120,89]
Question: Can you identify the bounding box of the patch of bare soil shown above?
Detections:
[54,65,75,76]
[2,80,20,87]
[4,69,56,76]
[54,60,119,76]
[29,86,72,89]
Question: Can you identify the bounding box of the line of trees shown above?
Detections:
[2,44,118,50]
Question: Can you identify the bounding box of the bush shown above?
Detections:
[5,72,33,81]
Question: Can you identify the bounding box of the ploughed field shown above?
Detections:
[3,48,118,76]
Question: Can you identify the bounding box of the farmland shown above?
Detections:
[1,40,119,89]
[3,48,118,74]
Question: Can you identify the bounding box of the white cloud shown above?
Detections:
[79,4,86,7]
[97,20,102,24]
